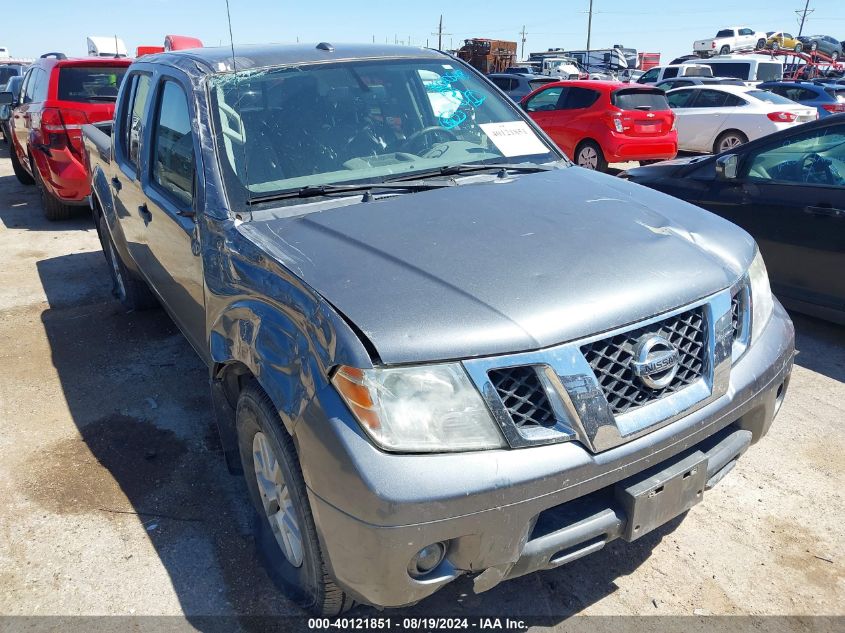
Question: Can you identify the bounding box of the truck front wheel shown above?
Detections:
[236,381,355,616]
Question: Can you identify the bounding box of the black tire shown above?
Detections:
[756,38,766,50]
[714,130,748,155]
[794,43,803,53]
[719,45,731,56]
[97,213,158,311]
[771,41,780,51]
[236,382,355,616]
[574,140,608,172]
[832,51,840,61]
[810,41,818,52]
[33,163,73,221]
[10,145,34,185]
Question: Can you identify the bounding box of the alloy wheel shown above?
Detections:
[253,431,304,567]
[577,146,598,169]
[719,135,744,153]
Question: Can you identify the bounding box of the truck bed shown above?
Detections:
[82,121,112,168]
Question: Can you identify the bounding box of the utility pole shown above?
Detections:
[519,25,527,60]
[586,0,594,53]
[795,0,813,36]
[431,15,451,51]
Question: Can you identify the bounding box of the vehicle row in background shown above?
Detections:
[623,113,845,324]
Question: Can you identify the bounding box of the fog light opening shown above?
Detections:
[407,542,446,578]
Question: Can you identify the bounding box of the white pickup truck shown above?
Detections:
[694,27,767,58]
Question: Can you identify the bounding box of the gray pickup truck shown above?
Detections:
[82,43,795,615]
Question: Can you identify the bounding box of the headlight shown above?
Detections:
[332,364,506,452]
[749,249,774,342]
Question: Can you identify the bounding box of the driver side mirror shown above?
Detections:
[715,154,739,180]
[0,92,13,106]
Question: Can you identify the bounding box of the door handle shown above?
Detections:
[139,203,153,224]
[111,176,121,192]
[804,205,843,218]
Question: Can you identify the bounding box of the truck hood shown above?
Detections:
[239,168,756,365]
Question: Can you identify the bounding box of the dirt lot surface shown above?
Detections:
[0,142,843,630]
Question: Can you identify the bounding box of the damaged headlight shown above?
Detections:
[332,364,506,452]
[749,249,774,342]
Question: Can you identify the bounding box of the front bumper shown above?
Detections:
[298,301,794,608]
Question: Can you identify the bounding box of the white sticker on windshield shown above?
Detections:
[479,122,548,157]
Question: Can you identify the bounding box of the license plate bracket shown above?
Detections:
[614,451,708,541]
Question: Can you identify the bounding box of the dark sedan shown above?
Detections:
[623,114,845,324]
[797,35,842,60]
[488,73,557,102]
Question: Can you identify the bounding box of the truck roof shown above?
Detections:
[143,43,446,74]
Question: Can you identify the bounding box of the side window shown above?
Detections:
[32,69,49,102]
[663,67,679,79]
[723,94,747,107]
[19,70,33,104]
[744,124,845,186]
[562,87,599,109]
[524,86,564,112]
[689,89,729,108]
[739,28,753,36]
[490,77,510,91]
[667,90,695,108]
[638,68,659,83]
[127,74,151,170]
[784,33,793,39]
[151,81,195,208]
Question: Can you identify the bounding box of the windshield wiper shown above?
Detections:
[385,162,556,182]
[247,179,455,205]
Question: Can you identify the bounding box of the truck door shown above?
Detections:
[111,71,153,269]
[139,76,207,359]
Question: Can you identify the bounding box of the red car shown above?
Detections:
[521,80,677,171]
[8,53,130,220]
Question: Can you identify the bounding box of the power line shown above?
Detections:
[796,0,813,36]
[519,25,527,59]
[431,14,451,51]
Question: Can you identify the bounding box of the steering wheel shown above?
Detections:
[398,126,458,155]
[801,152,836,185]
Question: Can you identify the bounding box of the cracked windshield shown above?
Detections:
[209,59,558,204]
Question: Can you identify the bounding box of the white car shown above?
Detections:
[694,27,768,58]
[665,84,817,154]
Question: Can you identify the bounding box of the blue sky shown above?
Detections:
[4,0,844,64]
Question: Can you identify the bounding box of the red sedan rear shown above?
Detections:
[521,80,677,171]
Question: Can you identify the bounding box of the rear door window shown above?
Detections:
[663,67,679,79]
[151,80,195,208]
[716,30,734,38]
[562,87,599,109]
[490,77,512,91]
[612,89,669,111]
[666,89,696,108]
[57,66,127,103]
[688,89,730,108]
[121,73,151,170]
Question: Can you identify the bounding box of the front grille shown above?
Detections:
[488,366,556,429]
[581,308,707,416]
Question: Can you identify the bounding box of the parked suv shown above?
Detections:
[83,43,793,615]
[522,80,677,170]
[759,80,845,117]
[4,53,130,219]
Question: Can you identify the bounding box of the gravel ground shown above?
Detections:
[0,141,842,631]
